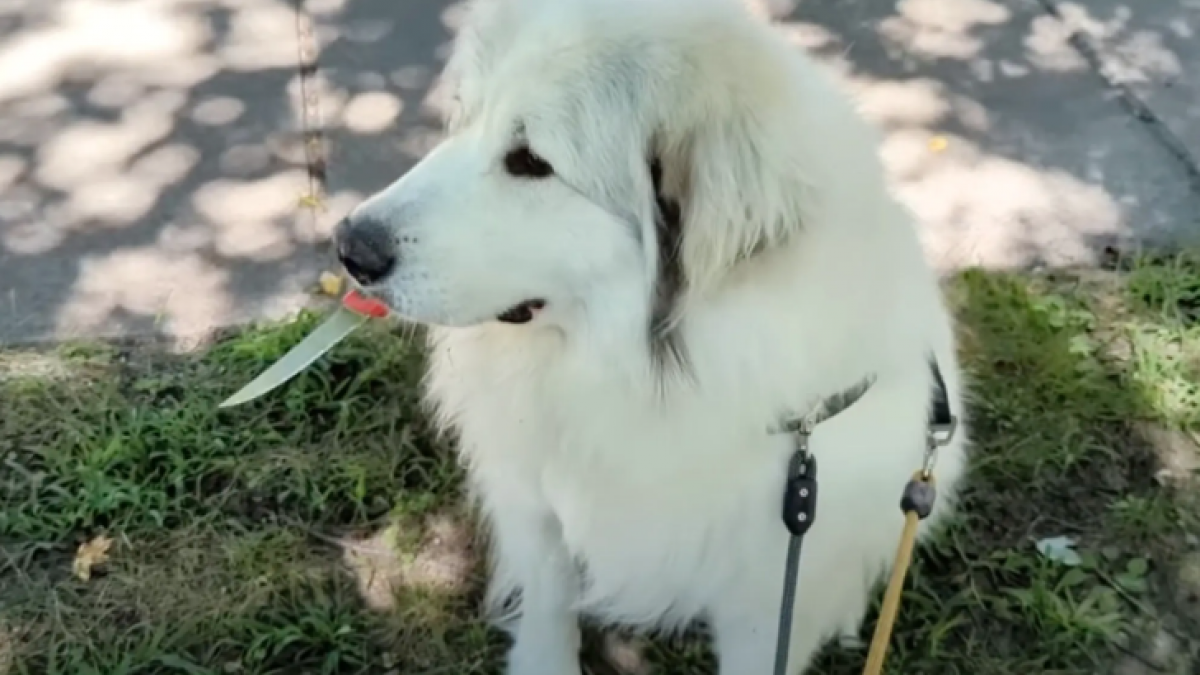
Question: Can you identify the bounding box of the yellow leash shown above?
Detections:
[861,472,937,675]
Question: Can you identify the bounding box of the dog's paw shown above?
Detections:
[506,639,582,675]
[506,655,582,675]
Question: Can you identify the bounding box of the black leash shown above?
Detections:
[772,426,816,675]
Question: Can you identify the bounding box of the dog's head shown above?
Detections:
[334,0,822,365]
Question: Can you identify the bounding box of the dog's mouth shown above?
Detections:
[496,300,546,324]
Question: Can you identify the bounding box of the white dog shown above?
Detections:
[332,0,969,673]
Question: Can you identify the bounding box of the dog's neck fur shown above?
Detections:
[648,157,689,379]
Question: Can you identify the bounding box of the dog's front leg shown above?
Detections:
[491,502,582,675]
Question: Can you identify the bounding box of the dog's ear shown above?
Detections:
[663,111,816,291]
[652,32,819,291]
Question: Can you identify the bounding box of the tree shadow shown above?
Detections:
[0,0,458,346]
[4,0,1198,345]
[624,255,1200,675]
[1,260,1196,673]
[3,0,1200,672]
[757,0,1200,271]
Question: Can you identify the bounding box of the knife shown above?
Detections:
[218,291,389,409]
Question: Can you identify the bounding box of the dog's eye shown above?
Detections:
[504,146,554,179]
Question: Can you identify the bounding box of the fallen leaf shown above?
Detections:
[318,271,344,297]
[928,135,949,152]
[1036,535,1082,567]
[297,192,325,210]
[73,534,113,581]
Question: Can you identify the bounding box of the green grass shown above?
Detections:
[2,253,1199,674]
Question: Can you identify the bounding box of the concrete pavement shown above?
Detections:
[762,0,1200,269]
[1,0,1198,344]
[0,0,327,344]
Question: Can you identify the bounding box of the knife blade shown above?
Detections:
[218,306,369,408]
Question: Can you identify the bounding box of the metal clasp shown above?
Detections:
[921,415,957,479]
[777,416,814,438]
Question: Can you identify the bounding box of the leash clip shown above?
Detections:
[921,415,957,479]
[780,421,817,537]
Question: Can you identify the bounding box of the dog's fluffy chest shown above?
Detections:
[537,436,784,625]
[426,330,795,625]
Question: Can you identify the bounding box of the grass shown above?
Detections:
[2,252,1199,675]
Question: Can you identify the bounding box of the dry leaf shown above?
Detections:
[318,271,344,297]
[73,535,113,581]
[297,192,325,210]
[928,136,949,152]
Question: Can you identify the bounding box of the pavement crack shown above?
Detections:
[1033,0,1200,195]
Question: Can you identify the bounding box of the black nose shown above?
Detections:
[335,215,396,286]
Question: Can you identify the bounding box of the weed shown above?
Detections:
[2,256,1198,674]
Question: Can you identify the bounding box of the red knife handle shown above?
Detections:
[342,290,389,318]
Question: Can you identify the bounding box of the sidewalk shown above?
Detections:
[1,0,1198,344]
[762,0,1200,269]
[0,0,326,344]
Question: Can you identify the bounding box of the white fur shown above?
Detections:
[343,0,969,672]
